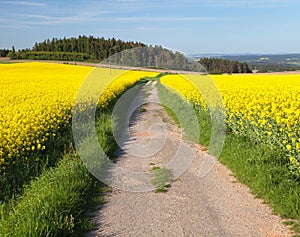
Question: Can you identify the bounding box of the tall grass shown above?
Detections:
[0,155,92,237]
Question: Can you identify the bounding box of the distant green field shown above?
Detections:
[289,62,300,66]
[0,61,19,64]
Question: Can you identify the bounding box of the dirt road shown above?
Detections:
[87,82,292,237]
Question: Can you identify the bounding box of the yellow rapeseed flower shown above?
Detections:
[161,73,300,164]
[0,62,158,171]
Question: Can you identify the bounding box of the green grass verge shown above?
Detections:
[0,61,20,64]
[0,155,93,237]
[0,79,146,236]
[157,83,209,143]
[220,135,300,234]
[0,106,117,236]
[158,81,300,235]
[0,123,74,202]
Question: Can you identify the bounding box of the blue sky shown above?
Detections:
[0,0,300,54]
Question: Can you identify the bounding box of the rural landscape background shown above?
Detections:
[0,0,300,236]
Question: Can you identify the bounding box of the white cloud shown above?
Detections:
[195,0,299,7]
[13,13,230,26]
[152,0,299,8]
[102,16,231,23]
[0,17,32,29]
[2,1,46,7]
[136,27,180,31]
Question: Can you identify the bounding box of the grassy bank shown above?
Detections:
[157,83,211,145]
[0,155,93,236]
[0,105,117,236]
[0,124,74,202]
[158,81,300,235]
[0,78,147,236]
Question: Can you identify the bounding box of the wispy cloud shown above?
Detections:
[13,14,230,27]
[158,0,299,8]
[16,13,99,25]
[96,16,232,24]
[2,1,46,7]
[136,27,180,31]
[114,17,230,22]
[197,0,299,7]
[0,17,32,29]
[0,24,31,29]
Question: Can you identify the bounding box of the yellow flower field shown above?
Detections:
[160,73,300,172]
[0,62,157,171]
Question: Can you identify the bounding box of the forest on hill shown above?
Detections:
[0,49,10,57]
[9,35,144,61]
[4,35,204,71]
[198,57,252,74]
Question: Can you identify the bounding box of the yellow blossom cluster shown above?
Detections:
[160,73,300,170]
[0,62,157,171]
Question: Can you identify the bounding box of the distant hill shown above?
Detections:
[191,53,300,72]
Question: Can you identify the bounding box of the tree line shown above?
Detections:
[105,45,204,71]
[0,49,10,57]
[199,57,252,73]
[11,35,144,61]
[1,35,251,73]
[5,35,203,71]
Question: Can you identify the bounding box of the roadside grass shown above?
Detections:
[0,105,116,236]
[0,155,93,237]
[0,80,146,236]
[150,166,171,192]
[142,75,163,82]
[220,135,300,235]
[0,123,74,202]
[139,107,147,113]
[142,77,157,98]
[0,61,20,64]
[157,83,207,144]
[158,81,300,235]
